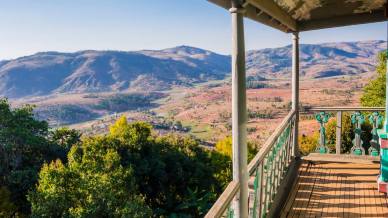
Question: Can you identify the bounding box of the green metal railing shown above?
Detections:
[305,107,385,156]
[205,110,297,218]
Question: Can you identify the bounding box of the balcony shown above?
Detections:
[207,107,387,217]
[206,0,387,217]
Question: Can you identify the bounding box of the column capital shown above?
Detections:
[229,7,246,14]
[292,32,299,40]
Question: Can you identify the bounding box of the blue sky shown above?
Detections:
[0,0,386,60]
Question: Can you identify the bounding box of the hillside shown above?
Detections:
[0,46,230,98]
[0,40,384,98]
[246,40,385,78]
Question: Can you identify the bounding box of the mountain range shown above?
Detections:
[0,40,385,98]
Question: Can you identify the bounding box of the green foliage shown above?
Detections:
[49,127,82,151]
[30,116,228,217]
[28,143,151,218]
[299,133,319,155]
[325,113,372,154]
[109,116,151,147]
[0,186,18,217]
[208,151,232,189]
[215,136,233,157]
[361,52,386,107]
[1,99,231,217]
[0,98,66,214]
[35,104,99,125]
[93,93,164,112]
[215,136,258,162]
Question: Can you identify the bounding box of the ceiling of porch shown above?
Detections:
[208,0,386,32]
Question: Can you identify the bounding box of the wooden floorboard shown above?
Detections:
[281,160,388,218]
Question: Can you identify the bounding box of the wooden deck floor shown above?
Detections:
[281,160,388,218]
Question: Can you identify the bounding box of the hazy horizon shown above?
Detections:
[1,39,386,62]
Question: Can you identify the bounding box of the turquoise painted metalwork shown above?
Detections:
[368,112,383,156]
[253,120,293,218]
[351,111,365,155]
[315,112,330,153]
[252,164,262,218]
[216,113,295,218]
[226,206,234,218]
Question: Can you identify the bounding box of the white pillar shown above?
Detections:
[384,21,388,131]
[292,32,300,158]
[230,1,248,217]
[336,111,342,155]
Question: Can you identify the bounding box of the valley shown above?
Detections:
[12,71,371,148]
[3,40,383,147]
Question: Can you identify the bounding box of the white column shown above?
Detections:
[384,21,388,131]
[292,32,300,158]
[230,1,248,217]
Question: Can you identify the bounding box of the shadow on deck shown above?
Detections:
[281,154,388,218]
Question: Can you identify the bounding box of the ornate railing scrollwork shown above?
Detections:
[306,107,385,156]
[369,112,384,156]
[351,111,365,155]
[315,111,330,154]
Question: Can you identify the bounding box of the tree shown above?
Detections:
[49,127,82,151]
[361,52,386,107]
[29,116,228,217]
[0,98,65,214]
[28,139,151,218]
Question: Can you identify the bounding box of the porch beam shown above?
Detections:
[246,0,297,32]
[230,1,248,217]
[244,5,289,32]
[299,11,385,31]
[292,32,300,158]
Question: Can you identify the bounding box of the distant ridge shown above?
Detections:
[0,40,385,98]
[0,46,230,98]
[246,40,385,78]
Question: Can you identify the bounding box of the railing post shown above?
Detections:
[315,112,330,153]
[230,1,248,217]
[336,111,342,155]
[292,32,300,158]
[351,111,365,155]
[369,112,383,156]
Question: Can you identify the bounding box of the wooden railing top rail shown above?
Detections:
[205,181,239,218]
[303,106,385,112]
[248,109,296,175]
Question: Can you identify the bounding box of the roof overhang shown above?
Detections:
[208,0,387,33]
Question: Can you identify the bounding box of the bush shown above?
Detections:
[215,136,258,162]
[299,133,319,155]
